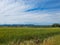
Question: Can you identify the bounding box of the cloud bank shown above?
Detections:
[0,0,60,25]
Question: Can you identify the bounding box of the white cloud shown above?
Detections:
[0,0,60,25]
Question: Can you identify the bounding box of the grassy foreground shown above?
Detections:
[42,35,60,45]
[0,27,60,45]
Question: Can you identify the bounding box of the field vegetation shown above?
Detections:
[0,27,60,45]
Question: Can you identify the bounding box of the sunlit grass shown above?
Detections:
[42,35,60,45]
[0,27,60,45]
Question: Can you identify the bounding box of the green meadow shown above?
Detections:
[0,27,60,45]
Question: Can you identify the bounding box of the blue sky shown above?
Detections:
[0,0,60,25]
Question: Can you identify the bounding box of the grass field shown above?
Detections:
[42,35,60,45]
[0,27,60,45]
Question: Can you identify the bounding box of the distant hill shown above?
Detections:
[0,23,60,27]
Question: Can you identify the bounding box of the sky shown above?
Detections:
[0,0,60,25]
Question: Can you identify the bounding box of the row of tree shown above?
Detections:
[0,23,60,27]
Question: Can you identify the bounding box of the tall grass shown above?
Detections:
[0,27,60,45]
[42,35,60,45]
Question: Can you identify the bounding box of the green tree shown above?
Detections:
[52,23,60,27]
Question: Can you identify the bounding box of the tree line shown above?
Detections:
[0,23,60,27]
